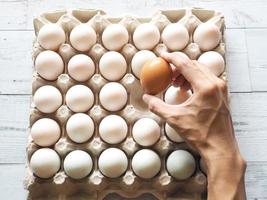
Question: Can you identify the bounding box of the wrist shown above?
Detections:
[205,153,247,179]
[204,152,247,198]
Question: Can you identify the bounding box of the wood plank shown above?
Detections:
[230,93,267,161]
[0,164,28,200]
[0,95,29,163]
[183,0,267,28]
[225,29,251,92]
[0,0,28,30]
[0,161,266,200]
[1,92,267,164]
[0,30,33,95]
[0,0,266,198]
[226,52,251,93]
[245,161,267,199]
[246,29,267,92]
[2,0,267,30]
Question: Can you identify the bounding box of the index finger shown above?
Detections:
[161,52,209,90]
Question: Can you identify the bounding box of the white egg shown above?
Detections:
[30,148,61,178]
[133,23,160,50]
[98,148,128,178]
[99,51,127,81]
[65,85,94,112]
[70,24,96,51]
[31,118,61,147]
[67,54,95,82]
[35,50,64,81]
[164,86,191,105]
[99,115,128,144]
[132,149,161,179]
[193,23,221,51]
[198,51,225,76]
[63,150,93,179]
[162,23,189,51]
[66,113,94,143]
[102,24,129,51]
[166,150,196,180]
[37,24,65,50]
[165,123,184,143]
[200,157,207,174]
[99,82,127,111]
[132,118,160,146]
[33,85,62,113]
[131,50,156,79]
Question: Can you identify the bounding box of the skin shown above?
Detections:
[142,52,247,200]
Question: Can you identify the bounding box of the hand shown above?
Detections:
[143,52,247,200]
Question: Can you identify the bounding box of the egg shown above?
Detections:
[102,24,129,51]
[166,150,196,180]
[133,23,160,50]
[63,150,93,179]
[33,85,62,113]
[165,123,184,143]
[30,148,61,178]
[37,24,65,50]
[65,85,94,112]
[67,54,95,82]
[99,82,127,111]
[132,118,160,146]
[35,50,64,81]
[131,149,161,179]
[200,158,207,174]
[66,113,94,143]
[193,23,221,51]
[99,51,127,81]
[98,148,128,178]
[161,23,189,51]
[99,115,128,144]
[131,50,156,79]
[70,24,96,51]
[164,86,191,105]
[198,51,225,76]
[31,118,61,147]
[140,57,172,95]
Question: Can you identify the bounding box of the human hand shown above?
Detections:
[143,52,246,199]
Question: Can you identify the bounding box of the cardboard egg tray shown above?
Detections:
[24,8,226,200]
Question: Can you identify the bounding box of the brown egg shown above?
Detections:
[140,57,172,95]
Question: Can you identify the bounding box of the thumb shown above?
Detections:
[143,94,174,119]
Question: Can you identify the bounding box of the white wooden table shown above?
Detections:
[0,0,267,199]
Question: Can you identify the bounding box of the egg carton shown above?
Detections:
[24,7,226,200]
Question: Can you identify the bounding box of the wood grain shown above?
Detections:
[2,0,267,30]
[183,0,267,28]
[230,93,267,162]
[0,164,28,200]
[0,0,27,30]
[0,95,29,163]
[225,29,251,92]
[246,29,267,92]
[0,31,33,95]
[0,0,267,199]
